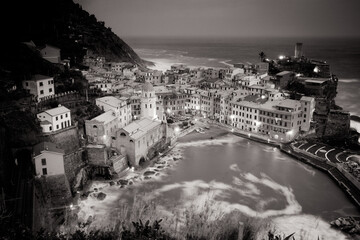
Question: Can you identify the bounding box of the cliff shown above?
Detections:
[3,0,148,69]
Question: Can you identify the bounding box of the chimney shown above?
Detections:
[295,43,303,58]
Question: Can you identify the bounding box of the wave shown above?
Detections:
[219,59,233,67]
[338,79,360,83]
[177,135,240,148]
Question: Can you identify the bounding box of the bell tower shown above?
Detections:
[140,82,157,119]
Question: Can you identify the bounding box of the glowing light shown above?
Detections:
[261,95,266,99]
[248,133,251,137]
[184,106,188,110]
[103,135,107,139]
[167,109,171,113]
[278,55,285,60]
[194,118,198,122]
[230,115,235,119]
[287,130,294,135]
[231,128,234,132]
[296,73,302,77]
[267,138,270,143]
[175,126,180,132]
[313,66,320,73]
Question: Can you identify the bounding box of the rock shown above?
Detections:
[80,192,89,200]
[144,171,155,176]
[144,176,151,180]
[129,181,133,185]
[94,188,98,192]
[157,165,165,169]
[335,220,341,227]
[117,179,128,185]
[154,169,159,172]
[97,192,106,201]
[109,181,115,186]
[158,161,166,164]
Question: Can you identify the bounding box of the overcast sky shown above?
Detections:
[76,0,360,38]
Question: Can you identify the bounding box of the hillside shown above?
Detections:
[3,0,148,69]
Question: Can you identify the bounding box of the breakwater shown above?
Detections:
[280,144,360,209]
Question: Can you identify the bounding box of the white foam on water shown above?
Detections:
[177,135,240,148]
[266,214,350,240]
[338,79,360,83]
[219,59,233,67]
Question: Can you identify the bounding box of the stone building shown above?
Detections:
[114,82,168,167]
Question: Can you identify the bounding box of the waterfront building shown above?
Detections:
[33,142,65,177]
[156,91,189,116]
[114,82,168,166]
[258,99,302,142]
[23,74,55,102]
[37,105,71,133]
[114,118,167,167]
[300,96,315,132]
[188,93,201,115]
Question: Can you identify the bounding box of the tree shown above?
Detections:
[259,51,267,62]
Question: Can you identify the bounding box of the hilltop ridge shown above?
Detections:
[3,0,148,70]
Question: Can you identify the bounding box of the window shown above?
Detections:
[56,125,59,129]
[39,82,43,87]
[25,82,29,86]
[41,158,46,165]
[40,90,44,95]
[49,88,53,93]
[65,113,68,117]
[42,168,47,175]
[49,126,52,131]
[56,116,58,121]
[61,115,63,119]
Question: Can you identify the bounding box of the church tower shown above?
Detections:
[140,82,157,119]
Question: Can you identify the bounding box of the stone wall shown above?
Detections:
[323,110,350,140]
[64,149,85,190]
[111,154,127,174]
[86,144,108,165]
[41,125,80,154]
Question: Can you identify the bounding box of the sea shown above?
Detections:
[126,37,360,116]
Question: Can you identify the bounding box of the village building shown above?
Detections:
[85,96,132,146]
[23,74,55,101]
[37,105,71,133]
[33,142,65,177]
[38,44,61,64]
